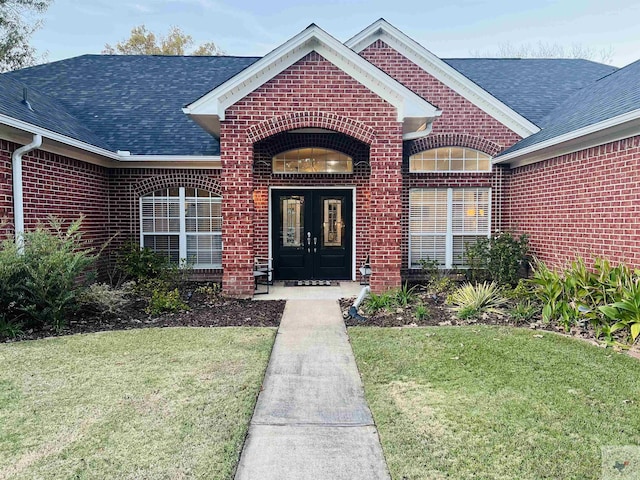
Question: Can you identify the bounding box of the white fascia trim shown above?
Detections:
[494,108,640,168]
[1,113,121,160]
[184,25,440,124]
[0,114,221,167]
[345,19,540,138]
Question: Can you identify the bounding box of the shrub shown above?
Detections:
[0,315,23,340]
[446,282,508,319]
[466,232,529,287]
[530,257,640,342]
[419,258,456,295]
[0,217,97,332]
[0,238,26,321]
[79,282,134,315]
[146,288,189,316]
[115,242,170,281]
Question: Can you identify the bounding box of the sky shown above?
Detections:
[30,0,640,67]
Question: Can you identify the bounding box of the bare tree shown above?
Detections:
[103,25,225,56]
[0,0,52,72]
[470,41,614,64]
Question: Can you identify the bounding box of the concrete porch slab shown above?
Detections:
[252,281,364,301]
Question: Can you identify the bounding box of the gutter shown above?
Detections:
[12,133,42,251]
[494,107,640,167]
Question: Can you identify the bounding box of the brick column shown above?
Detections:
[369,125,403,293]
[220,127,255,297]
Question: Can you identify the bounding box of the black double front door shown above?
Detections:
[272,189,352,280]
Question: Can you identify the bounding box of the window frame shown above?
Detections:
[139,187,222,269]
[409,147,492,173]
[409,187,491,269]
[272,147,353,174]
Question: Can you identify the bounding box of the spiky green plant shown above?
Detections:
[446,282,508,319]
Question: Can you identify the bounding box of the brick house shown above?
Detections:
[1,19,638,297]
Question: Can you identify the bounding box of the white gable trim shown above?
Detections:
[183,24,441,136]
[345,19,540,138]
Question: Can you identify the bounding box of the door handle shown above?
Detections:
[313,237,317,253]
[307,232,311,253]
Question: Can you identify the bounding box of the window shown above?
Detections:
[409,147,491,172]
[273,148,353,174]
[140,188,222,269]
[409,188,490,268]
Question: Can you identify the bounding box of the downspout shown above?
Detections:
[12,134,42,251]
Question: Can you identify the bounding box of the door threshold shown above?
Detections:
[283,280,339,287]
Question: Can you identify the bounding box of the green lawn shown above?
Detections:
[0,327,275,480]
[349,326,640,480]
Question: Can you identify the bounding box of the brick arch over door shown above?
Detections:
[253,131,371,168]
[246,112,376,146]
[404,133,502,158]
[133,174,222,197]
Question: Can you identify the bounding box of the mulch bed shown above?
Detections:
[5,283,285,343]
[340,289,525,328]
[340,285,640,358]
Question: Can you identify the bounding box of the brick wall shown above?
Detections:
[19,146,111,251]
[221,52,403,296]
[360,39,519,273]
[0,140,13,239]
[360,40,522,148]
[107,168,223,278]
[505,135,640,269]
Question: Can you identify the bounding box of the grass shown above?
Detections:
[0,327,275,480]
[349,325,640,480]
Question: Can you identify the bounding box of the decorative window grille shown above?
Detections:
[273,148,353,174]
[409,147,491,172]
[409,188,491,268]
[140,188,222,269]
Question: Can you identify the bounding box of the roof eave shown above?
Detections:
[0,114,221,168]
[494,108,640,168]
[184,24,441,137]
[345,19,540,138]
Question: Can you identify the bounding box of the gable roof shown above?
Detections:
[0,22,632,162]
[6,55,259,155]
[183,24,441,139]
[443,58,616,127]
[497,59,640,164]
[346,19,541,137]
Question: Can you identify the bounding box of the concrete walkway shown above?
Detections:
[234,300,390,480]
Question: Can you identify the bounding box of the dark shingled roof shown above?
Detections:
[0,53,627,157]
[444,58,617,127]
[0,75,113,150]
[501,59,640,155]
[5,55,259,155]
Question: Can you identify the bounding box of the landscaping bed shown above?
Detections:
[7,283,285,343]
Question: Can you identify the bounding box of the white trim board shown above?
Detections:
[345,19,540,138]
[184,24,441,138]
[494,108,640,168]
[268,186,357,282]
[0,116,221,169]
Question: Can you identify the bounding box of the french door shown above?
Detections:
[272,189,352,280]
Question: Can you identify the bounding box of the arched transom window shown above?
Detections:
[273,148,353,174]
[409,147,491,172]
[140,187,222,269]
